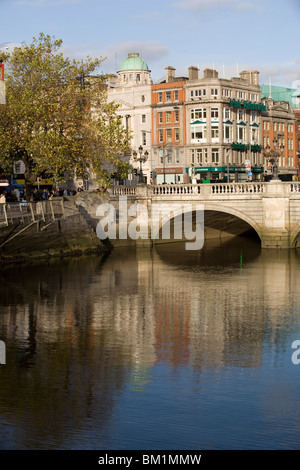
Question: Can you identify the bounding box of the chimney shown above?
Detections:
[165,66,176,83]
[188,66,199,81]
[203,68,219,79]
[240,70,260,85]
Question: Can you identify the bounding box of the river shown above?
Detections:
[0,237,300,450]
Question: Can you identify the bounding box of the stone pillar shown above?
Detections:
[261,181,291,248]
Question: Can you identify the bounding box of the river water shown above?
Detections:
[0,237,300,450]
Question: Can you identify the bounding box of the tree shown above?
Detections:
[0,33,130,199]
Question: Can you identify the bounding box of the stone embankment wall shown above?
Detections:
[0,195,109,264]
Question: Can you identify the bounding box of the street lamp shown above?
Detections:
[133,145,148,184]
[265,137,285,181]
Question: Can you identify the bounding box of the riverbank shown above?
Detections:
[0,195,110,265]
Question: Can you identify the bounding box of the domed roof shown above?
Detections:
[118,53,149,72]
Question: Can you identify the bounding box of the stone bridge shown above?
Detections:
[97,181,300,249]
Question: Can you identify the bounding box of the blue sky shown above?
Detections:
[1,0,299,88]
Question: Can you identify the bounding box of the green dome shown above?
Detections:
[119,53,149,72]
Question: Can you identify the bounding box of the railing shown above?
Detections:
[290,183,300,193]
[112,186,136,196]
[153,184,201,195]
[0,200,64,227]
[107,181,300,199]
[211,183,264,194]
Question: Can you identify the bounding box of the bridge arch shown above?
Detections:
[152,202,262,244]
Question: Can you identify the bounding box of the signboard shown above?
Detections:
[155,168,183,175]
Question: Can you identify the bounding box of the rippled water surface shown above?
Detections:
[1,238,300,450]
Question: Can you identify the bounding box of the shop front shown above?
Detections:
[185,165,263,183]
[154,167,184,184]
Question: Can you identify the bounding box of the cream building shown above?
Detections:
[107,53,153,184]
[184,68,264,183]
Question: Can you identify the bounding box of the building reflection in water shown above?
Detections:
[0,238,300,448]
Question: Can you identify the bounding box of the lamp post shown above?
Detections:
[133,145,148,184]
[265,137,285,181]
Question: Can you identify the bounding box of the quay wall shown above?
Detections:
[0,196,108,265]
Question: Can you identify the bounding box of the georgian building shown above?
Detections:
[151,66,188,184]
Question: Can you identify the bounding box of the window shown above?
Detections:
[251,128,259,142]
[238,91,243,99]
[238,126,245,141]
[212,148,219,164]
[251,111,257,123]
[167,148,172,163]
[191,125,207,140]
[274,122,277,131]
[174,110,179,122]
[142,132,146,146]
[224,108,231,120]
[159,129,163,142]
[224,125,232,141]
[166,128,172,142]
[136,73,140,82]
[191,108,206,120]
[129,74,132,81]
[211,125,219,139]
[158,112,163,124]
[238,109,244,121]
[166,91,171,102]
[175,148,180,163]
[191,90,194,98]
[166,111,172,123]
[175,128,180,141]
[159,149,164,164]
[158,92,162,103]
[142,114,146,123]
[141,95,145,102]
[211,88,218,96]
[174,90,179,101]
[211,108,219,120]
[223,89,230,97]
[291,139,294,150]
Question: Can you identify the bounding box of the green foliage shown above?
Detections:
[0,33,130,197]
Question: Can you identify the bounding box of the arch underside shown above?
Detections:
[155,204,261,244]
